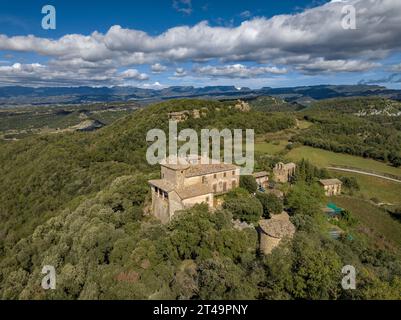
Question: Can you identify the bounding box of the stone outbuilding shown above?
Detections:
[253,171,269,189]
[319,179,342,196]
[258,212,296,255]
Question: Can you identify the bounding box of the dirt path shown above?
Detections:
[327,167,401,183]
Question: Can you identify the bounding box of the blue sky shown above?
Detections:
[0,0,400,88]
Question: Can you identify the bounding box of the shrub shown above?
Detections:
[223,195,263,224]
[340,176,360,191]
[240,175,258,193]
[256,192,283,218]
[286,183,325,216]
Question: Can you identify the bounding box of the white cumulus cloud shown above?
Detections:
[0,0,400,85]
[196,64,287,78]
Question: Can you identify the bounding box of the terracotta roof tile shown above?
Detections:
[148,179,175,192]
[253,171,269,178]
[185,163,238,177]
[176,184,213,199]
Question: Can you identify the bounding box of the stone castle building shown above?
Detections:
[273,162,296,183]
[149,156,240,223]
[319,179,342,196]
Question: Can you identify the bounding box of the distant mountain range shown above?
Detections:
[0,84,400,107]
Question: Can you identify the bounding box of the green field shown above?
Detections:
[254,140,288,154]
[330,171,401,205]
[286,146,401,177]
[333,197,401,249]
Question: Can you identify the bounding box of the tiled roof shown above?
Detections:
[185,163,238,177]
[148,179,175,192]
[253,171,269,178]
[160,155,191,171]
[149,180,213,199]
[319,179,342,186]
[259,212,295,238]
[176,184,213,199]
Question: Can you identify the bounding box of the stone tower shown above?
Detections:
[258,212,296,255]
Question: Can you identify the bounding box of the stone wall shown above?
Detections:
[182,193,214,208]
[161,166,185,187]
[183,169,240,195]
[255,176,269,188]
[168,191,185,220]
[324,184,342,196]
[151,189,170,224]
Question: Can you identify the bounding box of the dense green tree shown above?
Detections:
[295,99,401,167]
[286,183,325,216]
[256,192,283,218]
[223,195,263,224]
[197,256,258,300]
[240,175,258,193]
[340,176,360,192]
[294,159,330,184]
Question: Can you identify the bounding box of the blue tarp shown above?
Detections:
[327,203,343,213]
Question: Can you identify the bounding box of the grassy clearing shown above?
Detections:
[254,140,288,155]
[330,171,401,206]
[333,196,401,249]
[296,120,313,129]
[286,146,401,177]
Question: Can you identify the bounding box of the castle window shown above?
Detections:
[214,174,217,179]
[223,172,227,177]
[213,184,217,193]
[232,171,235,176]
[202,176,206,184]
[206,196,209,202]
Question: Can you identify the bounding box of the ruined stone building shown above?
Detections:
[148,156,240,223]
[319,179,342,196]
[258,212,295,255]
[273,162,296,183]
[233,100,251,112]
[168,108,206,122]
[168,111,189,122]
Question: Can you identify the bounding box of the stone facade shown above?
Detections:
[253,171,269,189]
[149,156,240,223]
[273,162,296,183]
[319,179,342,196]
